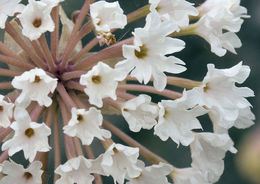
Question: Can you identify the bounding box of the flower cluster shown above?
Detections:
[0,0,254,184]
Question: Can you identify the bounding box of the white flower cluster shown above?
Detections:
[0,0,254,184]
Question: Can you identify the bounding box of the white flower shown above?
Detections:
[12,68,58,107]
[55,156,95,184]
[116,12,186,91]
[0,160,43,184]
[41,0,64,9]
[0,0,24,29]
[97,143,142,184]
[0,95,14,128]
[194,0,248,56]
[122,94,158,132]
[80,62,124,108]
[63,107,111,145]
[199,0,248,27]
[173,168,210,184]
[18,0,55,40]
[127,161,173,184]
[149,0,198,31]
[187,62,254,123]
[2,115,51,162]
[154,91,206,146]
[90,1,127,32]
[190,133,237,183]
[194,14,242,56]
[209,106,255,132]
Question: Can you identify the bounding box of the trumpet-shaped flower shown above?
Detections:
[173,168,209,184]
[115,12,186,91]
[122,94,158,132]
[187,62,254,123]
[12,68,58,107]
[154,91,206,146]
[90,1,127,32]
[97,143,142,184]
[190,133,237,183]
[18,0,56,40]
[194,0,248,56]
[0,95,14,128]
[2,115,51,162]
[149,0,198,31]
[55,156,94,184]
[63,107,111,145]
[80,62,124,108]
[127,161,173,184]
[0,160,43,184]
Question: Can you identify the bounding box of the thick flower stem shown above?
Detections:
[0,128,12,142]
[61,70,86,81]
[116,91,136,100]
[0,151,8,163]
[169,24,197,37]
[0,82,13,90]
[118,84,182,99]
[30,105,44,122]
[127,4,150,24]
[58,96,77,159]
[0,41,29,64]
[5,22,47,70]
[51,6,60,60]
[126,76,202,89]
[31,41,46,61]
[57,83,76,111]
[66,81,85,92]
[103,120,169,165]
[39,35,56,72]
[60,21,94,69]
[103,98,122,110]
[0,68,22,77]
[60,0,92,69]
[53,111,61,183]
[71,37,134,71]
[73,137,84,156]
[71,38,99,64]
[0,54,34,70]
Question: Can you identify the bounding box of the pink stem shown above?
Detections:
[57,83,76,111]
[0,82,13,90]
[65,81,85,92]
[118,84,182,99]
[5,22,47,70]
[51,6,60,60]
[0,41,29,63]
[127,4,150,24]
[31,40,46,61]
[58,96,77,159]
[60,0,92,69]
[53,111,61,183]
[127,76,202,89]
[61,70,86,81]
[0,68,22,77]
[71,37,99,64]
[30,105,44,122]
[0,128,12,142]
[73,137,84,156]
[0,54,34,70]
[70,37,134,71]
[39,35,56,72]
[0,150,9,163]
